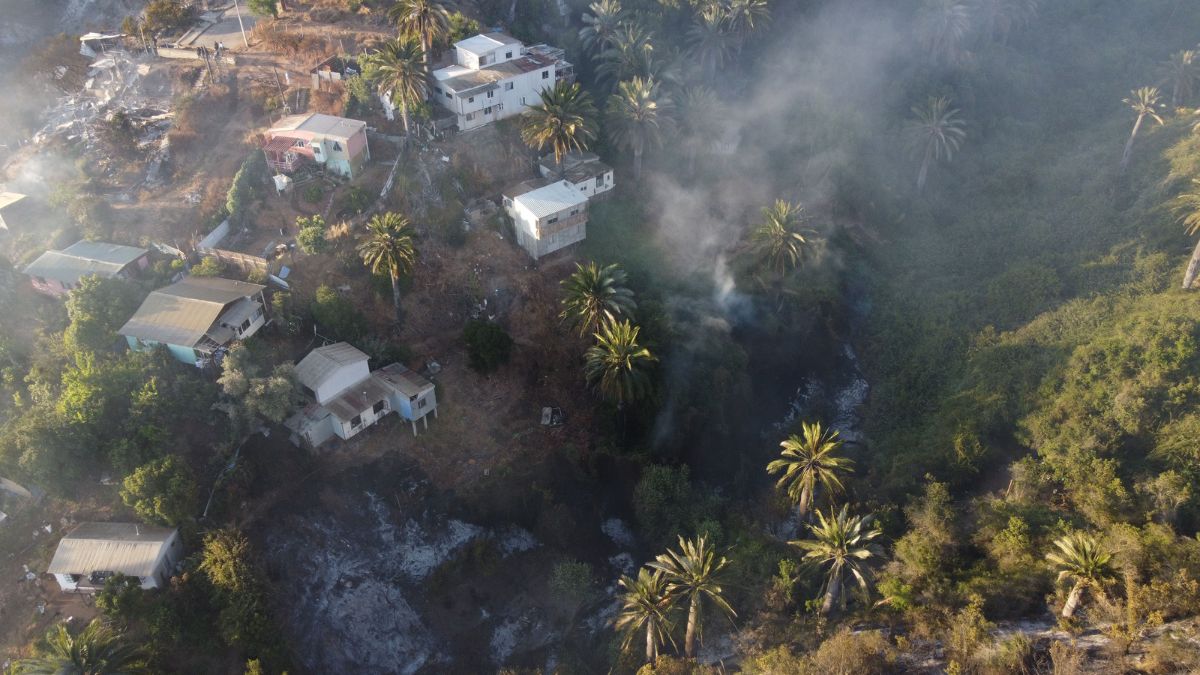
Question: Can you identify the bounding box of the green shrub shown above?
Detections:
[311,284,366,341]
[303,184,323,204]
[191,256,225,277]
[463,319,512,373]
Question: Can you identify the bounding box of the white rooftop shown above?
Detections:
[454,33,521,57]
[513,180,588,219]
[47,523,176,579]
[294,342,369,390]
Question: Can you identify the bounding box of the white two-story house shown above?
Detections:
[538,151,615,198]
[431,33,573,132]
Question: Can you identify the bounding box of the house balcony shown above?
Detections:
[537,212,587,238]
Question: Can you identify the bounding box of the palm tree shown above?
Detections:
[614,568,677,665]
[648,535,736,659]
[1169,178,1200,289]
[16,619,148,674]
[917,0,971,66]
[579,0,625,54]
[688,4,734,78]
[388,0,449,68]
[1045,532,1115,619]
[1120,87,1166,172]
[904,95,967,192]
[560,261,637,336]
[521,81,598,173]
[790,505,883,615]
[363,37,428,136]
[971,0,1039,43]
[584,318,656,408]
[767,421,854,519]
[596,24,656,87]
[750,200,813,275]
[725,0,771,44]
[1160,50,1200,108]
[676,85,722,173]
[357,212,417,323]
[606,76,675,180]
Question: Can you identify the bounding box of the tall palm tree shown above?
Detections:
[904,95,967,192]
[1168,178,1200,289]
[1046,532,1115,619]
[584,318,656,408]
[648,535,736,659]
[560,261,637,336]
[606,76,675,180]
[579,0,625,54]
[676,85,722,172]
[688,4,734,78]
[750,200,812,275]
[16,619,148,674]
[596,24,656,87]
[614,568,677,665]
[917,0,971,66]
[357,212,417,323]
[388,0,449,68]
[1120,87,1166,173]
[521,81,598,173]
[767,421,854,519]
[363,37,428,136]
[1160,50,1200,108]
[790,505,883,614]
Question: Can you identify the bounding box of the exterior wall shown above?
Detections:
[507,198,587,259]
[332,399,391,440]
[126,336,200,365]
[310,131,368,178]
[29,276,73,297]
[393,388,437,421]
[54,573,77,592]
[312,362,372,404]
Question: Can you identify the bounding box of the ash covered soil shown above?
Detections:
[254,453,634,674]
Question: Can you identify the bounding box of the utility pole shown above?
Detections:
[232,0,249,49]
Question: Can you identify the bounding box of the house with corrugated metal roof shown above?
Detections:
[119,276,266,366]
[22,240,150,297]
[285,342,437,448]
[502,179,589,260]
[47,522,182,593]
[263,113,370,178]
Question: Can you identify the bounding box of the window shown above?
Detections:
[547,216,559,224]
[484,106,492,114]
[542,70,549,79]
[417,398,427,409]
[504,82,514,90]
[435,87,443,94]
[468,96,475,103]
[373,400,386,414]
[465,112,475,121]
[240,319,251,331]
[333,141,342,151]
[350,414,362,428]
[487,90,494,98]
[505,51,512,59]
[445,91,452,99]
[571,208,578,215]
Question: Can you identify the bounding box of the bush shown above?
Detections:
[190,256,225,277]
[632,464,696,547]
[296,215,328,255]
[303,184,323,204]
[311,284,367,342]
[120,455,198,527]
[463,319,512,373]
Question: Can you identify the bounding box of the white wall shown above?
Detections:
[313,361,372,405]
[333,399,392,440]
[453,66,557,131]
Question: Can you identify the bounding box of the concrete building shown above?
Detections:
[502,179,589,260]
[264,113,370,179]
[22,240,150,297]
[119,276,266,366]
[47,522,182,593]
[431,33,573,132]
[286,343,437,448]
[537,151,615,198]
